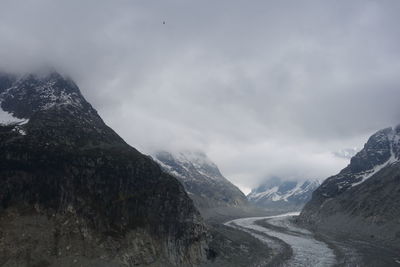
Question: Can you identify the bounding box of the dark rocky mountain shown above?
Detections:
[299,126,400,248]
[154,151,254,221]
[0,71,210,266]
[248,177,319,212]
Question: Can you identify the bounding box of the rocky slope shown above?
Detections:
[248,177,319,212]
[154,151,254,221]
[299,126,400,248]
[0,71,210,266]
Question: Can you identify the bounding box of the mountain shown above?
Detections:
[154,151,251,221]
[248,177,319,212]
[0,71,210,266]
[299,126,400,248]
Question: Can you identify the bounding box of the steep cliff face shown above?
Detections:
[0,72,209,266]
[299,126,400,247]
[248,177,319,212]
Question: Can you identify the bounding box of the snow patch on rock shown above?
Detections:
[351,127,400,187]
[0,107,28,125]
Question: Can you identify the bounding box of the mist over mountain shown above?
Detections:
[153,151,268,223]
[333,148,359,159]
[1,1,400,266]
[154,151,247,207]
[0,71,210,266]
[300,124,400,248]
[2,1,400,190]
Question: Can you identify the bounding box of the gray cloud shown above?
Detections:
[1,0,400,193]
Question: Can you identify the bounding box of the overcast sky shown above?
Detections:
[1,0,400,193]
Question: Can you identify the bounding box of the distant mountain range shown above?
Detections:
[248,177,320,212]
[300,125,400,248]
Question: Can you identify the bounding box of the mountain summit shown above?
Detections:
[248,177,319,212]
[300,125,400,248]
[154,151,249,220]
[0,71,209,266]
[0,72,91,118]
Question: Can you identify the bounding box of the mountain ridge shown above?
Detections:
[152,151,270,223]
[154,150,248,209]
[0,71,210,266]
[248,177,319,212]
[299,124,400,248]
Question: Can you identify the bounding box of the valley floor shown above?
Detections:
[225,213,400,267]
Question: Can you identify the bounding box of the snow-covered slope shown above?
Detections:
[0,72,86,116]
[300,125,400,247]
[0,108,28,125]
[154,151,248,209]
[0,73,27,125]
[0,71,106,138]
[248,177,320,211]
[315,126,400,198]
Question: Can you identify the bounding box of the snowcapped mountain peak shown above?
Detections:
[248,178,320,211]
[319,125,400,198]
[154,150,248,209]
[155,150,223,182]
[0,71,89,120]
[0,70,106,139]
[300,125,400,246]
[176,150,217,168]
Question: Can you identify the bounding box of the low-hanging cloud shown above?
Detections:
[1,0,400,193]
